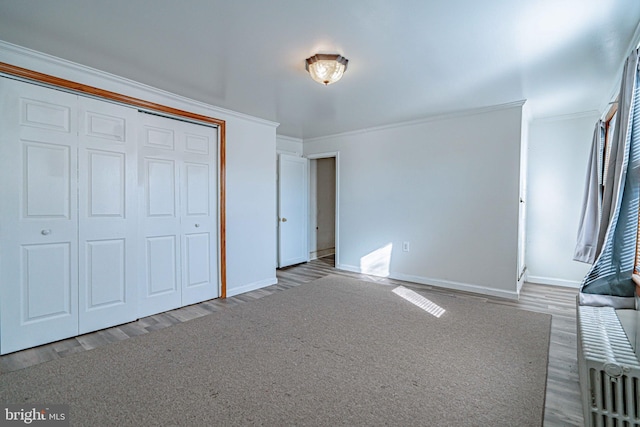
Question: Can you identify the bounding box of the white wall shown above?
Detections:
[304,103,525,299]
[0,41,279,298]
[526,112,598,287]
[225,119,278,296]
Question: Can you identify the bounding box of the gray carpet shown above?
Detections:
[0,275,551,426]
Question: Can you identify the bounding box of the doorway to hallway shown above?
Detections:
[309,155,337,267]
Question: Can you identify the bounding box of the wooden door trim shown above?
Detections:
[0,62,227,299]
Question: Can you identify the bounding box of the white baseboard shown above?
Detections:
[391,272,519,300]
[226,277,278,298]
[526,275,582,288]
[336,264,519,300]
[310,248,335,260]
[336,264,362,274]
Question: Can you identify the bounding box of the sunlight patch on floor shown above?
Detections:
[359,243,392,277]
[392,286,446,318]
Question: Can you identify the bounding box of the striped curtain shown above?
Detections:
[580,48,640,308]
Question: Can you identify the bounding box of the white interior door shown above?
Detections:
[138,113,218,317]
[0,78,79,354]
[278,154,308,267]
[77,97,139,333]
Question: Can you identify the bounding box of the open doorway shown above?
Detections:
[308,154,338,267]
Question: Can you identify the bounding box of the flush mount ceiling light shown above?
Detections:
[305,54,349,85]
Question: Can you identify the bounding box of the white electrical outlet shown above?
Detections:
[402,241,410,252]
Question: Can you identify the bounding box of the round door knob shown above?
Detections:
[41,229,52,235]
[281,218,287,222]
[195,224,200,228]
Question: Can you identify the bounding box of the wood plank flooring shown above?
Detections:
[0,256,584,426]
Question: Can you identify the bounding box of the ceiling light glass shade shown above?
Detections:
[305,54,349,85]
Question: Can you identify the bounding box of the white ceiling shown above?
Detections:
[0,0,639,139]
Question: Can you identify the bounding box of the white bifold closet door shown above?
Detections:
[77,96,139,334]
[0,79,80,354]
[138,113,219,318]
[0,77,218,355]
[0,79,140,353]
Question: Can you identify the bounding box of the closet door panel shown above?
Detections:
[145,235,179,295]
[184,233,211,288]
[0,78,79,355]
[24,142,72,217]
[138,114,182,317]
[22,243,73,321]
[145,158,177,217]
[180,121,218,305]
[78,97,138,334]
[87,150,125,217]
[85,239,126,307]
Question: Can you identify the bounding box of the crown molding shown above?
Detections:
[276,135,303,143]
[0,40,279,128]
[303,100,527,143]
[532,110,600,124]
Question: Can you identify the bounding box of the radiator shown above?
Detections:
[577,305,640,427]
